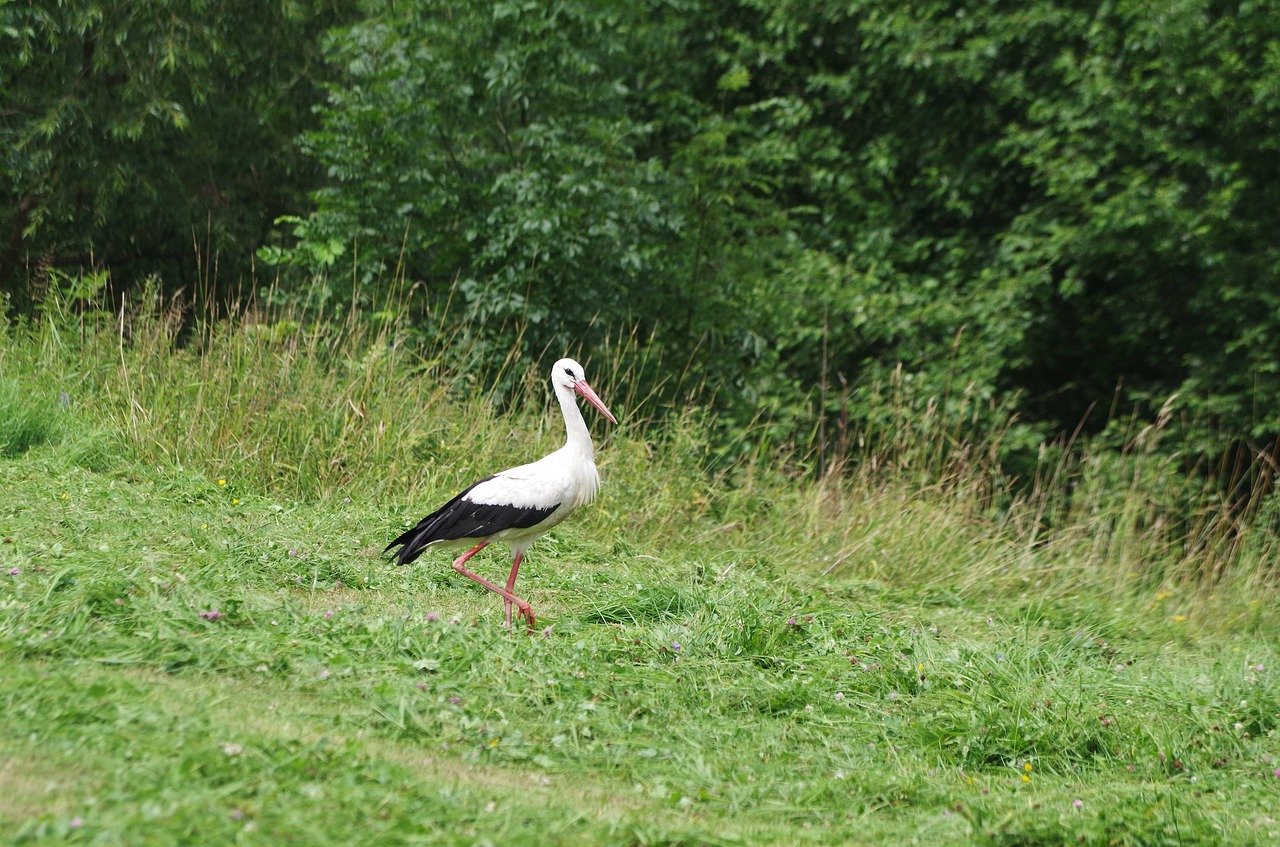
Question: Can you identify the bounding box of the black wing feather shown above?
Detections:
[385,475,560,566]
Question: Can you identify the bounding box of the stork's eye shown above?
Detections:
[563,367,576,378]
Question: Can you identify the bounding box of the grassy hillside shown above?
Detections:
[1,301,1278,845]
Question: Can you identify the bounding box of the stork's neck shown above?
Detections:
[556,385,595,460]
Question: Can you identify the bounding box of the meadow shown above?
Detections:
[1,297,1278,845]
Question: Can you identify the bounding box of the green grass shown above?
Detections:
[0,377,61,458]
[1,302,1278,845]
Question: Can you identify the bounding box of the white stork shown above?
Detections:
[385,358,617,631]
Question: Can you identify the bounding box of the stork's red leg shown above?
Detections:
[450,545,535,632]
[503,551,524,628]
[453,541,489,569]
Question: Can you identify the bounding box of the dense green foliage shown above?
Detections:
[0,0,352,309]
[5,0,1280,474]
[274,0,1280,453]
[2,305,1279,844]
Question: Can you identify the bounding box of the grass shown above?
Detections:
[1,297,1279,845]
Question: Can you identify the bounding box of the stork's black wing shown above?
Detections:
[384,476,560,566]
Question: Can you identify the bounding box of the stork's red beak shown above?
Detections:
[573,379,617,424]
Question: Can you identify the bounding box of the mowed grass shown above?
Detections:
[1,304,1279,845]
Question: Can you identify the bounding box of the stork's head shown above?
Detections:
[552,358,617,424]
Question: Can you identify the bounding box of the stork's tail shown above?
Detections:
[383,526,427,566]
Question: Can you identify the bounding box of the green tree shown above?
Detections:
[277,3,677,339]
[0,0,348,313]
[270,0,805,420]
[278,0,1280,469]
[706,0,1280,456]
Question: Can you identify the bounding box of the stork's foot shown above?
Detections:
[451,557,536,633]
[505,600,536,633]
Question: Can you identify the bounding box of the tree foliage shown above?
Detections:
[6,0,1280,473]
[277,0,1279,462]
[267,0,791,408]
[0,0,350,310]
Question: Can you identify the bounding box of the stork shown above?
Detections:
[385,358,617,631]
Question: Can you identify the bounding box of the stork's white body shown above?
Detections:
[455,441,601,550]
[385,358,615,630]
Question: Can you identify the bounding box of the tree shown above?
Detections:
[706,0,1280,455]
[0,0,349,313]
[270,0,1280,467]
[277,3,679,335]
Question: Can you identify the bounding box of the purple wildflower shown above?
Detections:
[200,610,222,622]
